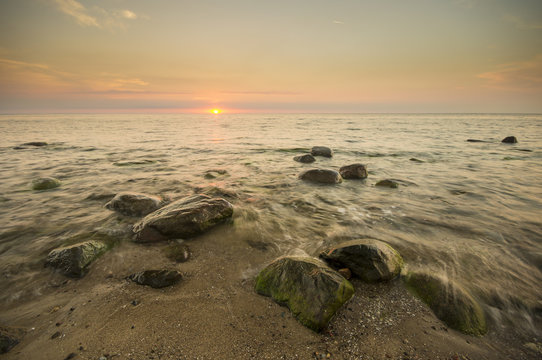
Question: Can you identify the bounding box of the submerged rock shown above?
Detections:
[128,270,182,288]
[204,169,228,179]
[0,330,19,354]
[502,136,518,143]
[409,158,424,163]
[466,139,487,143]
[404,272,487,336]
[320,239,403,282]
[255,256,354,332]
[45,241,108,277]
[113,159,155,166]
[299,169,342,184]
[105,192,163,217]
[293,154,316,163]
[23,142,48,147]
[375,179,399,188]
[311,146,333,158]
[339,164,368,179]
[133,194,233,243]
[163,242,190,262]
[32,177,61,191]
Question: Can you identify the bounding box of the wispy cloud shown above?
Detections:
[333,20,344,25]
[52,0,143,29]
[504,14,542,30]
[477,55,542,91]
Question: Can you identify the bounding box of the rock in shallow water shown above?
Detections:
[0,331,19,354]
[23,141,48,147]
[404,271,487,336]
[299,169,342,184]
[128,270,182,288]
[320,239,403,282]
[311,146,333,158]
[255,256,354,332]
[132,194,233,243]
[339,164,368,179]
[375,179,399,188]
[501,136,518,143]
[45,241,108,277]
[105,192,163,217]
[293,154,316,163]
[32,177,61,191]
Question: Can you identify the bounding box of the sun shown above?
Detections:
[210,109,221,114]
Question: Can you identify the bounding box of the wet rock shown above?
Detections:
[299,169,342,184]
[375,179,399,188]
[403,272,487,336]
[105,192,163,217]
[339,164,368,180]
[255,256,354,332]
[163,242,190,262]
[293,154,316,163]
[501,136,518,143]
[311,146,333,158]
[133,194,233,243]
[0,332,19,354]
[45,241,108,277]
[23,142,48,147]
[320,239,403,282]
[128,270,182,288]
[32,177,61,191]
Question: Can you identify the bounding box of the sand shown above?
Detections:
[0,224,538,360]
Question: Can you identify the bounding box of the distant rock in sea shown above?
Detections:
[311,146,333,158]
[375,179,399,188]
[299,169,342,184]
[293,154,316,163]
[105,192,163,217]
[466,139,488,143]
[32,177,61,191]
[128,270,182,288]
[501,136,518,143]
[339,164,368,179]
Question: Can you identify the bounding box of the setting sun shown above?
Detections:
[211,109,221,114]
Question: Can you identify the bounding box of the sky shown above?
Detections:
[0,0,541,113]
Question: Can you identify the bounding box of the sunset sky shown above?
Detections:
[0,0,541,113]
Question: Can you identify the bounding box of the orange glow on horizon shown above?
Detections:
[210,108,222,114]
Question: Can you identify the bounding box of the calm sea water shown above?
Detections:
[1,113,541,335]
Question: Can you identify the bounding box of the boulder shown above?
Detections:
[299,169,342,184]
[133,194,233,243]
[128,270,182,288]
[32,177,61,191]
[311,146,333,158]
[0,331,19,354]
[339,164,368,179]
[320,239,403,282]
[105,192,163,217]
[255,256,354,332]
[293,154,316,163]
[404,272,487,336]
[45,241,108,277]
[375,179,399,188]
[501,136,518,143]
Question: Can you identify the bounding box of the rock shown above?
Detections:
[338,268,352,280]
[105,192,163,217]
[22,142,48,147]
[293,154,316,163]
[254,256,354,332]
[409,158,424,163]
[375,179,399,188]
[163,242,190,262]
[32,177,61,191]
[501,136,518,143]
[132,194,233,243]
[0,332,18,354]
[128,270,182,288]
[45,241,108,277]
[466,139,487,143]
[320,239,403,282]
[311,146,333,158]
[403,272,487,336]
[299,169,342,184]
[339,164,368,179]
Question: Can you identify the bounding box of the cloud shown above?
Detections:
[504,14,542,30]
[333,20,344,25]
[477,55,542,91]
[52,0,143,29]
[120,10,138,20]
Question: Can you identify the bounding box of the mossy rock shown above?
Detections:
[375,179,399,188]
[403,272,487,336]
[45,241,108,278]
[105,192,163,217]
[299,169,342,184]
[32,177,61,190]
[255,256,354,332]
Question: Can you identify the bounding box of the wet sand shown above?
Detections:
[1,223,538,360]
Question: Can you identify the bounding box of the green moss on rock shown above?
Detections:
[45,240,108,277]
[32,177,61,190]
[404,272,487,336]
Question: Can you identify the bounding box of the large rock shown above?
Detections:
[293,154,316,163]
[133,194,233,243]
[299,169,342,184]
[105,192,163,217]
[339,164,368,179]
[255,256,354,332]
[320,239,403,282]
[404,272,487,336]
[32,177,61,191]
[128,270,182,288]
[45,241,108,277]
[501,136,518,143]
[311,146,333,158]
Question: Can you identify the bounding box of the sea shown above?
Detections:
[0,113,541,337]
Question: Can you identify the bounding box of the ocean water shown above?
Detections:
[0,113,541,336]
